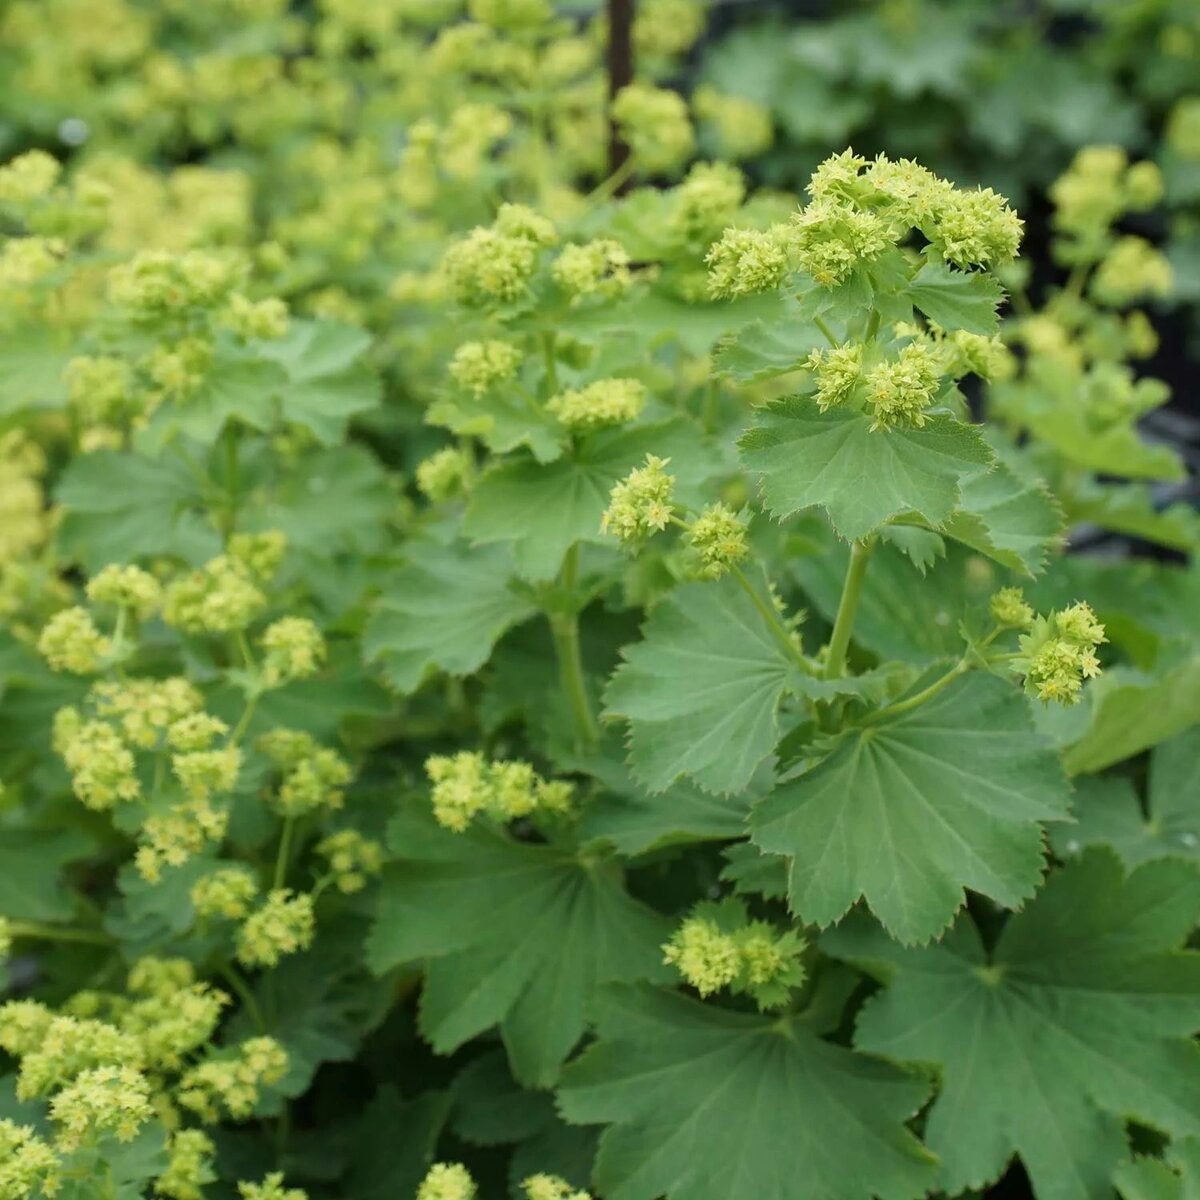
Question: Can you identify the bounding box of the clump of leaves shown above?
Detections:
[1,5,1199,1200]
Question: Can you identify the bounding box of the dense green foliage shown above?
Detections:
[1,3,1199,1200]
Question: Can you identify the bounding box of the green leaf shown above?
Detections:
[366,808,669,1086]
[260,319,382,445]
[427,388,566,465]
[262,445,394,555]
[364,537,538,694]
[826,851,1200,1200]
[1060,656,1200,776]
[0,827,93,921]
[344,1085,453,1200]
[906,259,1003,334]
[0,327,71,415]
[556,984,937,1200]
[751,673,1072,943]
[142,348,288,446]
[740,399,992,541]
[789,530,990,665]
[604,577,808,795]
[464,420,719,581]
[579,751,770,856]
[1051,728,1200,866]
[935,462,1064,576]
[56,450,218,568]
[1070,483,1200,554]
[713,316,824,382]
[1115,1140,1200,1200]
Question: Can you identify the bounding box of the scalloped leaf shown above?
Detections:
[740,398,992,541]
[557,984,937,1200]
[826,851,1200,1200]
[751,672,1072,943]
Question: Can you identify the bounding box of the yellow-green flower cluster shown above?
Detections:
[91,677,203,748]
[0,1119,61,1199]
[85,563,163,619]
[425,751,574,831]
[632,0,705,57]
[552,239,632,298]
[5,1009,142,1100]
[316,830,384,893]
[55,713,141,811]
[222,292,290,340]
[1091,236,1173,308]
[122,958,228,1070]
[989,587,1035,630]
[260,616,326,684]
[417,1163,476,1200]
[163,554,268,634]
[228,530,288,581]
[1167,97,1200,160]
[793,150,1022,281]
[237,889,316,968]
[442,203,556,306]
[449,340,522,396]
[663,903,806,1009]
[0,149,61,205]
[157,1130,217,1200]
[670,161,746,245]
[37,606,112,674]
[687,504,748,579]
[258,728,354,816]
[192,865,260,920]
[807,345,864,412]
[50,1064,154,1149]
[1015,601,1106,705]
[138,790,234,883]
[612,83,695,173]
[862,342,942,429]
[416,446,473,502]
[600,454,676,542]
[64,354,138,432]
[1050,146,1164,253]
[107,248,247,319]
[522,1175,592,1200]
[177,1036,288,1121]
[706,226,791,298]
[547,378,646,431]
[692,85,773,161]
[239,1172,308,1200]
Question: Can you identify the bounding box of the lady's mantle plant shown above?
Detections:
[0,16,1199,1200]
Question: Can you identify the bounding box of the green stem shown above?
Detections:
[864,309,881,342]
[219,963,267,1031]
[585,155,636,204]
[729,564,812,672]
[541,331,559,394]
[220,422,240,539]
[549,545,598,750]
[273,817,295,891]
[814,315,840,348]
[7,920,113,947]
[230,694,259,744]
[863,659,969,725]
[823,538,875,679]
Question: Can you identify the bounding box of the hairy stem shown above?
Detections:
[823,538,875,679]
[550,545,598,750]
[541,330,559,393]
[729,564,812,673]
[273,816,296,891]
[7,920,113,947]
[814,315,840,348]
[220,963,267,1031]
